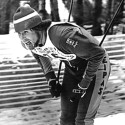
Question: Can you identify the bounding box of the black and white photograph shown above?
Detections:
[0,0,125,125]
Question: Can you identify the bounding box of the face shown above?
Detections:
[18,29,38,50]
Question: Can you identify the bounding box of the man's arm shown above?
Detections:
[32,52,56,80]
[65,31,105,89]
[32,53,62,97]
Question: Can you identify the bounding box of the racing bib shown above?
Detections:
[32,40,76,62]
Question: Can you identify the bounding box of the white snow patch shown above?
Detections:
[95,113,125,125]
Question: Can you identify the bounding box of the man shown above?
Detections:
[13,4,111,125]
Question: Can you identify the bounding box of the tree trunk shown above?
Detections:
[91,0,103,36]
[30,0,39,11]
[10,0,20,22]
[38,0,45,11]
[38,0,50,20]
[0,0,10,34]
[104,0,113,34]
[50,0,60,21]
[72,0,84,26]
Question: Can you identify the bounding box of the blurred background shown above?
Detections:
[0,0,125,35]
[0,0,125,125]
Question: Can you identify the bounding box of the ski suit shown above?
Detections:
[31,22,111,125]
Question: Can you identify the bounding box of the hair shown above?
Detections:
[31,19,52,31]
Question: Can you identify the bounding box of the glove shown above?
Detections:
[70,84,87,102]
[48,79,62,98]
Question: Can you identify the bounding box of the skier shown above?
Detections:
[13,4,111,125]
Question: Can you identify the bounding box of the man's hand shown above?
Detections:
[48,79,62,98]
[70,84,87,102]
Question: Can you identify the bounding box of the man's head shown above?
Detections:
[13,4,51,50]
[13,4,42,50]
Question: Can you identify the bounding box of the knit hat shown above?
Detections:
[13,4,42,32]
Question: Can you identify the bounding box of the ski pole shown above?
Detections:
[57,0,124,81]
[57,0,74,82]
[99,0,124,46]
[68,0,74,22]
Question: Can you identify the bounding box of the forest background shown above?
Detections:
[0,0,125,36]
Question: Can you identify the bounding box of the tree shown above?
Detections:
[30,0,60,21]
[0,0,11,34]
[0,0,20,34]
[72,0,84,26]
[113,0,124,25]
[50,0,60,21]
[104,0,124,35]
[104,0,114,34]
[10,0,20,22]
[91,0,103,36]
[63,0,93,26]
[30,0,39,11]
[38,0,51,20]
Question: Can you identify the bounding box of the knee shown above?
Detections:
[60,111,76,125]
[75,112,95,125]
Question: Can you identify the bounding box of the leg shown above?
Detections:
[76,55,111,125]
[60,70,79,125]
[60,95,78,125]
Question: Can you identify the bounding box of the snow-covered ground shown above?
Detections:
[0,29,125,125]
[1,1,125,124]
[95,113,125,125]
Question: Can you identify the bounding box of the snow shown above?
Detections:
[1,1,125,123]
[95,113,125,125]
[0,31,125,125]
[0,30,32,62]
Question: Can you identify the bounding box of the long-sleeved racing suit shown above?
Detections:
[30,22,111,125]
